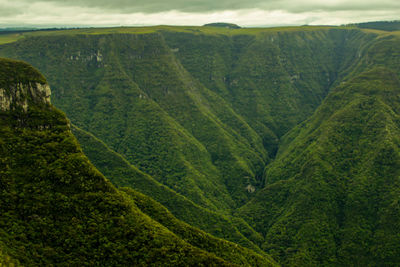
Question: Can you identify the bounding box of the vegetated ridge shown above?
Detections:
[203,23,241,29]
[0,57,276,266]
[1,23,399,265]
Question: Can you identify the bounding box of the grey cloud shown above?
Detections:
[0,0,399,27]
[22,0,400,13]
[0,5,23,16]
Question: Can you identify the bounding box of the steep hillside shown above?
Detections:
[0,58,276,266]
[122,187,276,265]
[237,66,400,265]
[71,125,264,250]
[1,27,399,266]
[0,27,379,212]
[162,28,377,155]
[0,33,267,210]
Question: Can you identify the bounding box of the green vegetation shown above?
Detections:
[0,31,269,211]
[1,24,400,266]
[351,20,400,32]
[203,23,242,29]
[0,58,276,266]
[0,33,24,45]
[237,66,400,265]
[122,188,276,266]
[0,245,21,266]
[0,27,379,213]
[71,125,264,250]
[162,29,378,156]
[0,24,345,45]
[0,57,46,88]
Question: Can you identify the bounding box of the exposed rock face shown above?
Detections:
[0,58,50,112]
[0,88,11,111]
[0,82,51,112]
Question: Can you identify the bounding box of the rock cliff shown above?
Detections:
[0,58,50,111]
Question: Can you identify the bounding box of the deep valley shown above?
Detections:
[1,23,400,266]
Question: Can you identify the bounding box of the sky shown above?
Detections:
[0,0,399,28]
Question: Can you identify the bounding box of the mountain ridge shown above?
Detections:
[0,57,277,266]
[237,66,400,265]
[71,124,265,250]
[1,25,400,265]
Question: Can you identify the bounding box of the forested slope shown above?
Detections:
[0,27,379,212]
[0,57,276,266]
[237,65,400,265]
[1,26,400,266]
[71,125,264,250]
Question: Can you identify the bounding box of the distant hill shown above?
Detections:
[203,22,241,29]
[0,27,37,32]
[351,20,400,31]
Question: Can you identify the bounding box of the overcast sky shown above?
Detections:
[0,0,399,27]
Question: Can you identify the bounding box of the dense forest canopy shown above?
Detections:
[1,23,400,266]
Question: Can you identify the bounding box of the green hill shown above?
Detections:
[351,20,400,32]
[0,58,276,266]
[237,66,400,265]
[203,23,241,29]
[71,125,264,250]
[1,26,400,266]
[0,33,267,210]
[0,27,378,213]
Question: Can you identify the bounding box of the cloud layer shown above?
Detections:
[0,0,399,27]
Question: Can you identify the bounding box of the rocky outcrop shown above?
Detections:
[0,82,51,111]
[0,58,50,111]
